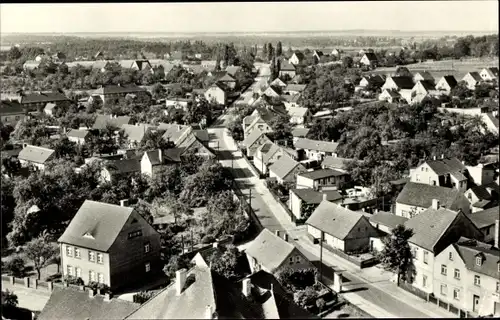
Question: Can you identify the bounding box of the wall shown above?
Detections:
[307,225,322,240]
[324,232,346,252]
[481,225,496,243]
[140,155,153,177]
[437,107,484,116]
[465,269,500,315]
[296,175,314,189]
[395,203,426,218]
[277,249,315,273]
[410,163,439,186]
[369,237,385,252]
[433,245,467,311]
[61,243,111,285]
[282,164,307,184]
[466,165,495,186]
[253,155,267,175]
[343,218,378,253]
[410,244,435,294]
[289,191,304,219]
[247,135,272,158]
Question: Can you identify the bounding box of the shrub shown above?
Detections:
[201,235,215,244]
[2,290,18,307]
[133,291,154,304]
[63,275,83,286]
[45,273,62,282]
[4,256,26,278]
[293,286,319,309]
[276,267,318,292]
[87,281,111,294]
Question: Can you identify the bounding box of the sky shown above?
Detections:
[1,1,498,34]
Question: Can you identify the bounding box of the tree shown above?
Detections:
[293,287,318,309]
[24,235,58,280]
[138,129,174,151]
[267,113,293,142]
[208,245,245,280]
[377,225,415,286]
[162,255,194,279]
[276,41,283,56]
[316,298,326,313]
[202,191,248,239]
[183,98,212,125]
[151,83,166,100]
[267,43,274,62]
[8,46,22,60]
[453,38,470,58]
[51,137,78,160]
[4,256,26,278]
[2,290,18,308]
[450,82,472,100]
[262,43,268,59]
[342,56,353,68]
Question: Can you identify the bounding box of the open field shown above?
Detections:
[370,58,499,79]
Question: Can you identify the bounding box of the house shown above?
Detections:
[360,52,378,67]
[409,156,469,192]
[288,51,305,65]
[43,102,58,116]
[435,75,458,94]
[282,94,301,109]
[205,82,228,105]
[253,142,297,175]
[245,229,314,274]
[483,113,500,135]
[331,48,343,57]
[381,76,415,91]
[296,168,349,190]
[18,145,55,171]
[38,287,139,320]
[432,238,500,317]
[413,71,435,84]
[0,99,26,126]
[287,107,311,125]
[125,265,265,319]
[291,127,310,144]
[306,201,379,253]
[283,84,307,96]
[140,148,183,178]
[120,123,155,148]
[399,89,414,104]
[270,78,287,90]
[263,86,281,98]
[217,73,237,89]
[279,60,296,78]
[177,133,216,159]
[243,128,273,158]
[166,97,191,110]
[20,91,70,110]
[294,138,339,162]
[379,89,401,103]
[358,75,386,90]
[91,84,149,106]
[58,200,162,290]
[268,154,307,184]
[118,59,153,72]
[92,114,132,130]
[313,50,324,63]
[468,206,500,244]
[242,106,283,140]
[479,67,499,82]
[100,158,141,184]
[403,206,484,295]
[395,182,471,217]
[466,162,498,186]
[321,156,352,172]
[225,65,243,78]
[23,60,41,71]
[464,182,499,212]
[412,80,440,97]
[66,129,90,145]
[289,189,343,221]
[462,72,483,90]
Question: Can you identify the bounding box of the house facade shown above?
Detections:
[18,145,55,171]
[294,138,339,162]
[296,168,349,190]
[0,99,27,126]
[409,157,469,192]
[204,83,227,105]
[435,76,458,94]
[268,155,307,184]
[462,72,483,90]
[91,85,149,106]
[479,68,499,82]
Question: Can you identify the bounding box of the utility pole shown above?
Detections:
[320,231,324,283]
[249,188,252,209]
[181,234,185,254]
[190,229,194,252]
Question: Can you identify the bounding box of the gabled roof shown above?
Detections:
[298,168,347,180]
[268,154,303,179]
[282,94,301,103]
[291,127,310,138]
[362,74,386,87]
[287,107,309,118]
[20,92,69,105]
[284,84,307,93]
[482,67,499,78]
[144,148,184,166]
[389,76,414,90]
[92,114,131,130]
[104,158,141,174]
[294,138,339,153]
[423,157,466,176]
[468,183,498,201]
[292,51,305,61]
[225,65,242,77]
[306,201,368,240]
[291,188,343,204]
[416,80,436,92]
[381,89,401,98]
[440,75,458,88]
[414,71,434,82]
[369,212,409,231]
[396,182,465,209]
[93,84,146,95]
[464,72,483,82]
[0,99,24,115]
[468,206,499,229]
[363,52,378,61]
[321,156,353,170]
[158,123,192,145]
[218,73,236,82]
[18,145,55,164]
[66,129,89,139]
[270,77,287,87]
[245,229,296,272]
[58,200,137,252]
[454,237,500,279]
[44,102,57,111]
[280,60,296,71]
[243,128,270,148]
[121,123,155,142]
[38,287,139,320]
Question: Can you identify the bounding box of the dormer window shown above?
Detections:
[476,256,483,266]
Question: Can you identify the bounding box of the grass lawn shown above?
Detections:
[1,245,60,281]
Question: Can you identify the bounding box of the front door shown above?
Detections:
[370,240,374,252]
[473,294,480,313]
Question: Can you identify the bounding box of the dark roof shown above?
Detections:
[104,158,140,174]
[20,92,69,105]
[363,52,378,61]
[280,60,296,71]
[38,287,139,320]
[469,206,499,229]
[0,100,24,115]
[268,154,304,179]
[424,157,466,176]
[390,76,414,90]
[291,127,310,138]
[363,75,386,87]
[284,84,307,93]
[306,201,368,240]
[415,71,435,82]
[396,182,466,209]
[291,188,343,204]
[218,73,236,82]
[121,123,155,142]
[292,51,305,60]
[369,212,409,230]
[18,145,55,164]
[93,84,146,95]
[58,200,136,252]
[441,75,458,88]
[469,184,497,201]
[245,229,296,272]
[454,238,500,279]
[243,128,270,148]
[92,114,131,130]
[417,80,436,91]
[298,168,347,180]
[466,72,483,82]
[144,148,184,165]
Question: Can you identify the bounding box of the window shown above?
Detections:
[498,263,500,273]
[295,256,301,264]
[416,174,420,181]
[98,273,104,284]
[476,256,482,266]
[421,167,424,171]
[89,270,96,282]
[423,251,429,264]
[422,275,427,288]
[67,265,74,277]
[66,246,73,257]
[453,288,460,300]
[97,253,103,264]
[145,262,151,273]
[74,248,81,259]
[88,251,96,262]
[467,193,472,200]
[449,252,453,261]
[454,269,460,280]
[486,228,490,235]
[441,265,447,276]
[411,247,416,259]
[432,180,436,186]
[474,275,481,286]
[128,230,143,239]
[497,282,500,293]
[76,267,81,278]
[144,243,151,253]
[440,284,447,296]
[289,257,294,265]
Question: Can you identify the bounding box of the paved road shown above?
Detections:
[2,281,51,312]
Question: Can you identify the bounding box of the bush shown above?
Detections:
[4,256,26,278]
[63,275,83,285]
[45,273,62,282]
[276,267,318,292]
[293,286,319,309]
[2,290,18,307]
[201,235,215,244]
[87,281,111,294]
[133,291,154,304]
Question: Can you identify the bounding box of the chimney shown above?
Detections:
[158,149,163,161]
[433,155,436,160]
[323,193,328,201]
[432,199,440,210]
[494,219,499,249]
[120,199,129,207]
[104,293,112,302]
[242,278,252,297]
[23,143,28,148]
[205,305,214,319]
[88,288,95,298]
[212,241,219,249]
[275,230,280,238]
[441,154,445,159]
[96,289,101,295]
[283,233,289,242]
[176,269,187,295]
[375,208,379,213]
